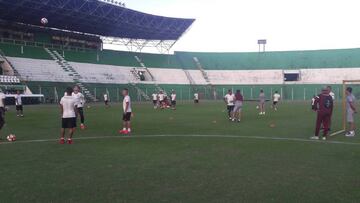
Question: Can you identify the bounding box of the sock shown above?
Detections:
[127,128,131,132]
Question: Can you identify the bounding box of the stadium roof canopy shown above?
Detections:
[0,0,195,42]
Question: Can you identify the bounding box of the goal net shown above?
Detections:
[331,80,360,136]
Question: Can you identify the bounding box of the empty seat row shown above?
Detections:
[0,75,20,83]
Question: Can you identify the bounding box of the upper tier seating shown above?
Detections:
[4,42,360,71]
[8,56,360,85]
[0,43,51,60]
[7,57,73,82]
[0,43,181,69]
[175,49,360,70]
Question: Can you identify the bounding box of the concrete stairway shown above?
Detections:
[193,57,217,100]
[134,55,165,94]
[44,48,97,101]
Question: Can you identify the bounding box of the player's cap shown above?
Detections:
[321,86,328,91]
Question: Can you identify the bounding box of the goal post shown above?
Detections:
[331,80,360,136]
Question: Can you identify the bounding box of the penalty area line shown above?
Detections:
[1,134,360,146]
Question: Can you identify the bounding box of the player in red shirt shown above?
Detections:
[311,87,334,140]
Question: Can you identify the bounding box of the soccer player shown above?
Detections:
[59,87,77,144]
[72,85,86,130]
[158,91,165,109]
[311,87,333,140]
[326,86,335,131]
[311,95,317,110]
[151,91,158,109]
[119,88,132,135]
[224,89,235,120]
[15,91,24,117]
[272,91,281,111]
[0,89,6,141]
[171,90,177,110]
[232,90,243,122]
[163,93,170,108]
[345,87,357,137]
[327,86,335,100]
[104,93,109,107]
[258,89,266,115]
[194,92,199,104]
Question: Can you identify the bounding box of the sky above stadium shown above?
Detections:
[112,0,360,53]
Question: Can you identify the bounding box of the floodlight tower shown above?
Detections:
[258,39,267,53]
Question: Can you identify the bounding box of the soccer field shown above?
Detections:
[0,101,359,202]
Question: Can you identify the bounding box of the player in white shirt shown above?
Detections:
[15,91,24,117]
[170,90,177,110]
[194,92,199,104]
[327,86,335,100]
[0,89,6,141]
[152,91,158,109]
[158,91,165,109]
[119,88,132,135]
[224,89,236,120]
[258,89,266,115]
[104,93,109,107]
[59,87,77,144]
[272,91,281,111]
[345,87,357,137]
[72,85,86,130]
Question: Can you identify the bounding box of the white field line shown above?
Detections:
[330,130,346,137]
[1,134,360,146]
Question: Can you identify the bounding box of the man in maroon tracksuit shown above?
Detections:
[311,87,334,140]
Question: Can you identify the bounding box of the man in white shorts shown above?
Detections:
[59,87,77,144]
[152,91,158,109]
[119,88,132,135]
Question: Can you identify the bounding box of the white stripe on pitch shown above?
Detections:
[1,134,359,146]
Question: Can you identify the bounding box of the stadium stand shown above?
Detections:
[7,57,73,82]
[4,42,360,102]
[1,0,360,103]
[69,62,137,84]
[175,49,360,70]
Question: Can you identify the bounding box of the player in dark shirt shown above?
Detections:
[311,87,334,140]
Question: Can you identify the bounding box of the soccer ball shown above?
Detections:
[41,18,48,25]
[7,134,16,142]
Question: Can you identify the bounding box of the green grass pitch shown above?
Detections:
[0,101,359,202]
